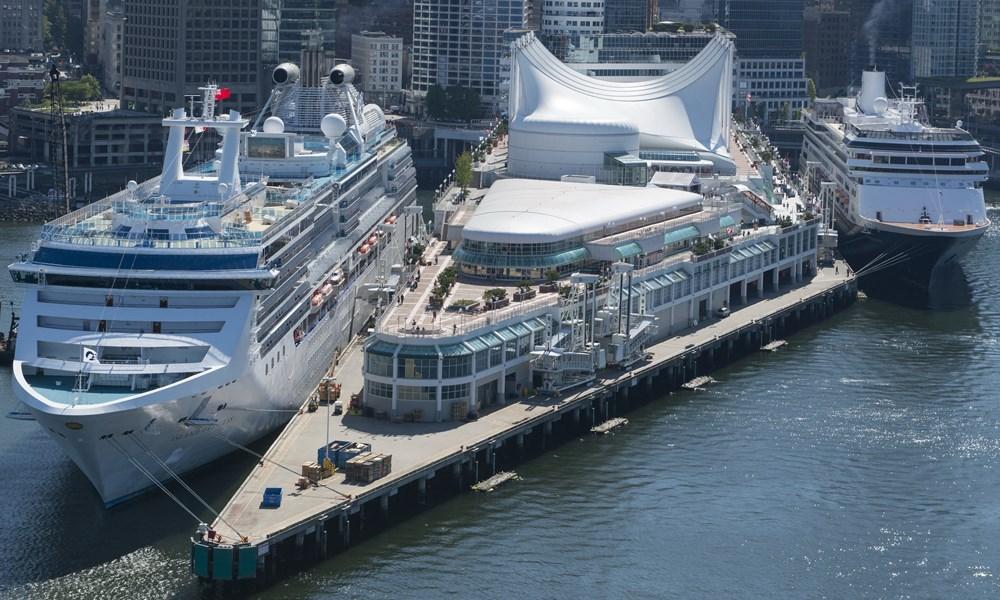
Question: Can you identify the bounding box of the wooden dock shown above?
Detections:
[590,417,629,434]
[192,264,857,587]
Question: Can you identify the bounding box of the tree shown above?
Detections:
[445,86,480,121]
[454,151,472,192]
[425,85,447,119]
[46,74,102,103]
[806,78,817,102]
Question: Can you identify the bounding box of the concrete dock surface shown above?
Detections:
[213,262,854,544]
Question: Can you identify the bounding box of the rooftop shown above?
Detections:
[461,178,702,244]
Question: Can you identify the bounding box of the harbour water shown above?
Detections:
[2,192,1000,598]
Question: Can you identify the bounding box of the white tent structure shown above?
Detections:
[507,32,736,181]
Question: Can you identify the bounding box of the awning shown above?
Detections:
[439,343,472,357]
[508,322,532,337]
[614,242,643,259]
[720,215,737,229]
[367,340,399,356]
[396,344,440,358]
[664,225,699,245]
[526,317,548,332]
[493,328,518,343]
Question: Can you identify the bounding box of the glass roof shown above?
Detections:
[664,225,699,245]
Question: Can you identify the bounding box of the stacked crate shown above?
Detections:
[344,453,393,483]
[301,461,324,483]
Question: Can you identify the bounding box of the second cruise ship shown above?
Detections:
[8,62,419,506]
[801,68,990,289]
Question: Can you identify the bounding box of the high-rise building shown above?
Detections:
[0,0,44,53]
[716,0,808,124]
[804,2,850,94]
[603,0,657,32]
[845,0,911,88]
[716,0,802,59]
[120,1,279,115]
[912,0,978,78]
[411,0,529,112]
[100,5,125,93]
[980,0,1000,67]
[277,1,336,63]
[335,0,414,59]
[351,31,404,107]
[541,0,605,35]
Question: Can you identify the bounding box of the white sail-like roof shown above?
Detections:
[507,32,735,180]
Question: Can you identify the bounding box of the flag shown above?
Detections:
[82,347,99,364]
[215,87,231,102]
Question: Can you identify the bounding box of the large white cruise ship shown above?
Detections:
[801,68,990,290]
[8,63,418,506]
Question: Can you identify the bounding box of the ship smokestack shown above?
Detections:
[858,68,887,115]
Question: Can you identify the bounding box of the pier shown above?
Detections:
[192,263,856,589]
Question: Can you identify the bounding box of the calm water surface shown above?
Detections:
[1,192,1000,598]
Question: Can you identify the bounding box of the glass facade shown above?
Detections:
[412,0,528,107]
[912,0,978,78]
[603,0,655,33]
[276,0,336,63]
[716,0,803,59]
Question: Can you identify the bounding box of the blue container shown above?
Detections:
[317,440,351,466]
[261,487,282,508]
[317,441,372,469]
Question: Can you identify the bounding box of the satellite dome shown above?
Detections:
[262,116,285,134]
[321,113,347,138]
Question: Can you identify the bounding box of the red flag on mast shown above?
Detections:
[215,87,231,102]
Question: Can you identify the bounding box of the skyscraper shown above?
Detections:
[541,0,605,35]
[121,1,279,115]
[604,0,657,32]
[716,0,809,123]
[716,0,802,59]
[276,0,336,63]
[912,0,978,78]
[0,0,44,52]
[411,0,529,111]
[979,0,999,68]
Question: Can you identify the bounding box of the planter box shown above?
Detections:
[539,282,558,293]
[485,297,510,310]
[513,289,537,302]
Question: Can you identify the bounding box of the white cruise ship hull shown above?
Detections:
[12,244,396,506]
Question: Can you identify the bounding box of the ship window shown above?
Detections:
[160,297,168,308]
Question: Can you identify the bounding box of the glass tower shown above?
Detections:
[912,0,978,78]
[716,0,803,59]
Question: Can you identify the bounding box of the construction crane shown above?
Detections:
[48,65,71,214]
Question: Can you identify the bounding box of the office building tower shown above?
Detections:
[716,0,802,59]
[277,1,336,63]
[804,2,850,93]
[604,0,657,32]
[979,0,999,68]
[0,0,44,52]
[541,0,605,35]
[411,0,529,112]
[352,31,404,107]
[121,1,279,115]
[912,0,978,78]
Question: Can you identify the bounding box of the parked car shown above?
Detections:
[716,306,731,318]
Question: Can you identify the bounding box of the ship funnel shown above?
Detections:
[859,69,887,115]
[272,63,300,85]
